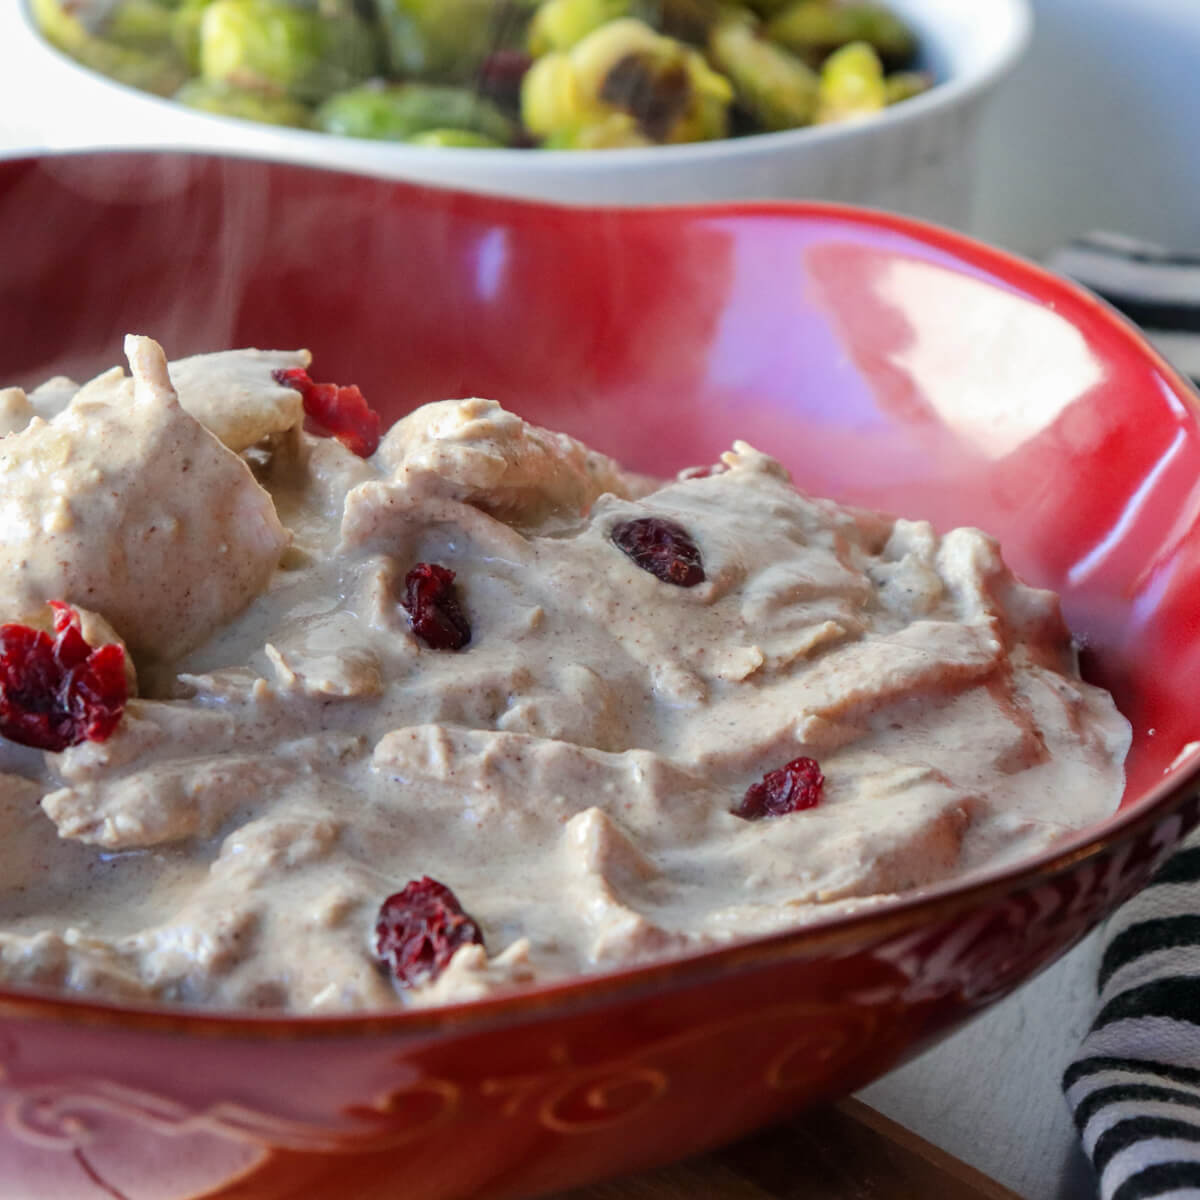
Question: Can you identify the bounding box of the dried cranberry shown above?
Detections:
[612,517,705,587]
[734,757,824,821]
[401,563,471,650]
[374,877,483,989]
[0,603,128,752]
[273,367,381,458]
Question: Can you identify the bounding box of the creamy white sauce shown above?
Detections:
[0,337,1131,1012]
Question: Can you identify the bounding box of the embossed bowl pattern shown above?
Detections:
[0,152,1198,1200]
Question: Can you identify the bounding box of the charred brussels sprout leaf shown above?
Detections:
[315,82,518,143]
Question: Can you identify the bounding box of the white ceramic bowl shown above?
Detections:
[4,0,1030,225]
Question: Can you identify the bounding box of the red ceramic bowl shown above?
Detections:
[1,152,1198,1200]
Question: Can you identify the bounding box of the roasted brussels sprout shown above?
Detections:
[31,0,934,146]
[175,77,314,125]
[407,128,506,147]
[315,81,518,142]
[816,39,885,122]
[170,0,217,72]
[522,17,732,145]
[198,0,378,102]
[630,0,724,44]
[884,69,932,105]
[375,0,534,83]
[528,0,633,56]
[767,2,916,68]
[33,0,190,95]
[709,13,818,131]
[103,0,176,50]
[541,111,652,147]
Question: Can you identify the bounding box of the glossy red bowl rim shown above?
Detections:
[2,157,1198,1041]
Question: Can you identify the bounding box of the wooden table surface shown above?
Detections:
[554,1099,1021,1200]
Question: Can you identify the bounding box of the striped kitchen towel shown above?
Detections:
[1054,234,1200,1199]
[1046,233,1200,386]
[1063,835,1200,1200]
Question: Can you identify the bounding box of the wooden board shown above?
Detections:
[554,1099,1023,1200]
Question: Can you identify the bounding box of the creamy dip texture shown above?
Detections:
[0,336,1131,1012]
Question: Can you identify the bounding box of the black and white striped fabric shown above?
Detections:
[1051,233,1200,1198]
[1046,233,1200,387]
[1063,835,1200,1200]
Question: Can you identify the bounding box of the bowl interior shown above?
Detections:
[1,151,1197,872]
